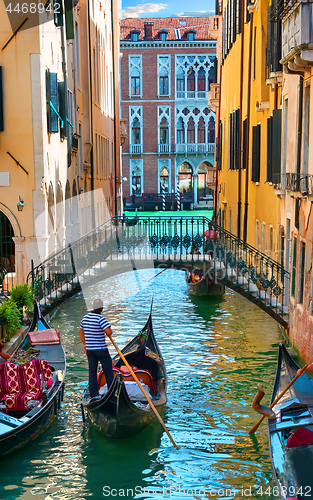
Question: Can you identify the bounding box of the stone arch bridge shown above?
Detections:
[28,215,289,329]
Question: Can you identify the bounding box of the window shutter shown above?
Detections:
[266,6,272,68]
[235,109,240,169]
[65,0,74,39]
[50,72,59,133]
[219,121,223,170]
[0,67,3,132]
[233,0,237,43]
[245,0,250,23]
[54,0,63,27]
[229,113,233,169]
[213,58,218,83]
[252,124,260,182]
[267,116,272,182]
[238,0,242,34]
[227,2,231,52]
[272,109,282,178]
[58,81,67,138]
[46,69,51,132]
[242,118,247,169]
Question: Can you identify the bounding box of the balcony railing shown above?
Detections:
[176,91,207,100]
[158,143,171,154]
[175,143,215,154]
[130,144,142,154]
[282,1,313,61]
[273,173,313,195]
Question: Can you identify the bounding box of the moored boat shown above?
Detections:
[267,344,313,499]
[81,305,167,438]
[0,302,66,459]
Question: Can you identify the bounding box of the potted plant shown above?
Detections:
[0,300,21,343]
[10,283,33,319]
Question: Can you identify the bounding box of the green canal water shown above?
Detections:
[0,269,283,500]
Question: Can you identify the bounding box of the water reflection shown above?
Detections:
[0,269,283,499]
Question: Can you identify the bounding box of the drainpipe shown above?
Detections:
[87,0,96,229]
[243,11,254,242]
[111,0,118,217]
[214,58,223,223]
[296,76,303,175]
[237,0,245,239]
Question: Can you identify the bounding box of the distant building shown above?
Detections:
[0,0,121,287]
[120,17,217,210]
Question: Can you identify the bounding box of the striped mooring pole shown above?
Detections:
[162,183,166,211]
[176,180,181,211]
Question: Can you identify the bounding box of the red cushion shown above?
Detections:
[286,427,313,448]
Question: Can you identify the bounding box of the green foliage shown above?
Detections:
[10,283,33,311]
[0,300,21,341]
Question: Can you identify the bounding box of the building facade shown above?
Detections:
[276,2,313,361]
[120,17,217,209]
[0,0,121,287]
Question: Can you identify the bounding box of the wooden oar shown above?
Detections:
[249,363,309,435]
[148,268,167,282]
[108,335,177,448]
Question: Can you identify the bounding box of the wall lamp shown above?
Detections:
[17,195,24,212]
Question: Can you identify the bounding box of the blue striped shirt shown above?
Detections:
[80,312,111,350]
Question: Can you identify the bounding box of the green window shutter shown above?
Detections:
[50,73,59,133]
[229,113,233,169]
[0,67,4,132]
[58,81,67,138]
[252,124,260,182]
[46,69,51,132]
[233,0,236,43]
[65,0,74,39]
[235,108,240,169]
[242,118,247,170]
[272,109,282,178]
[291,237,297,297]
[267,116,272,182]
[54,0,63,27]
[238,0,242,33]
[219,121,223,171]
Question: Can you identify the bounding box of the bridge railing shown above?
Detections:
[28,215,289,319]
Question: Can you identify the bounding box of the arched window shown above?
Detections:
[178,162,193,194]
[159,67,169,96]
[198,67,205,92]
[187,117,195,143]
[177,117,185,143]
[132,165,142,195]
[198,116,205,144]
[160,116,169,144]
[131,117,141,144]
[187,68,195,92]
[0,211,15,276]
[160,166,169,192]
[176,67,185,96]
[208,116,215,143]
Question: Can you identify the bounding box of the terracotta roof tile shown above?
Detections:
[120,17,214,41]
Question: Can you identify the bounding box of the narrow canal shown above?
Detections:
[1,269,283,499]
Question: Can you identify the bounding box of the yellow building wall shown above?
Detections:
[219,0,282,260]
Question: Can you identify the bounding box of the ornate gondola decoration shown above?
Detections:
[81,305,167,438]
[251,344,313,499]
[0,302,66,459]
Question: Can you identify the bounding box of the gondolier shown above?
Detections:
[79,299,114,400]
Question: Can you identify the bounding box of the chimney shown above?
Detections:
[144,22,154,40]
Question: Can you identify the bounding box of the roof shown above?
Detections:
[120,17,214,42]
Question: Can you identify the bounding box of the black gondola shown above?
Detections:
[82,306,167,438]
[268,344,313,499]
[0,302,66,459]
[122,213,139,226]
[185,271,225,296]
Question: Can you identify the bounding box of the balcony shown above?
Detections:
[208,83,220,112]
[281,0,313,64]
[130,144,142,154]
[175,91,207,100]
[158,144,171,154]
[175,143,215,154]
[273,173,313,197]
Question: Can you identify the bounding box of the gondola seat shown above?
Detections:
[0,359,53,411]
[286,427,313,448]
[98,366,157,395]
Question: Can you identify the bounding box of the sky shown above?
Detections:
[121,0,215,19]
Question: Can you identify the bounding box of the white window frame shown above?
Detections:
[158,159,171,193]
[129,106,143,150]
[158,106,171,148]
[130,159,143,195]
[129,54,143,98]
[157,55,171,97]
[175,54,215,99]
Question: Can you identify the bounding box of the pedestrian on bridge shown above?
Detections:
[79,298,114,401]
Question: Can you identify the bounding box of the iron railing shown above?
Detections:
[273,173,313,195]
[28,215,289,321]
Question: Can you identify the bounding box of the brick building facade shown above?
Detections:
[120,17,218,209]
